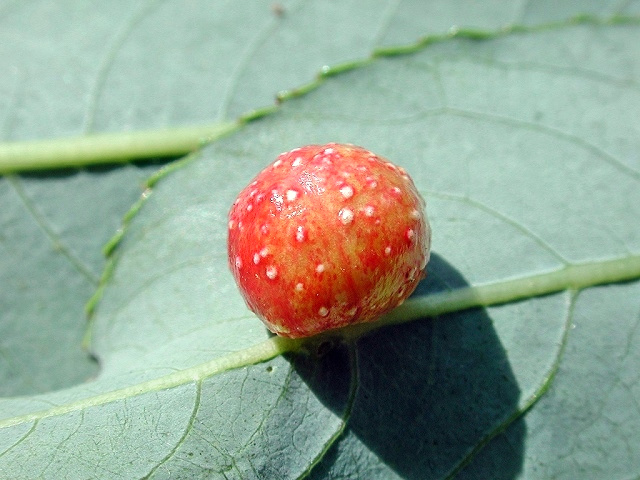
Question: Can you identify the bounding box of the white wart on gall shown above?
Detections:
[227,143,431,338]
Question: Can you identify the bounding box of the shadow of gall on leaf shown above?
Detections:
[293,253,525,479]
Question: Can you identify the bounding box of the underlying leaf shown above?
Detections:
[2,5,640,480]
[2,18,639,479]
[4,0,574,397]
[1,0,633,398]
[90,21,640,478]
[6,0,536,396]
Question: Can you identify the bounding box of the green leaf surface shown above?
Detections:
[5,0,571,396]
[1,2,640,479]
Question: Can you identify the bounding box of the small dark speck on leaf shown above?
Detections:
[271,3,285,16]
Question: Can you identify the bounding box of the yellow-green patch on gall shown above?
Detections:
[227,143,431,338]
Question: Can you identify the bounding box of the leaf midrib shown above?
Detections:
[2,254,638,431]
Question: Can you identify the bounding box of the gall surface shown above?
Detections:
[228,143,431,338]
